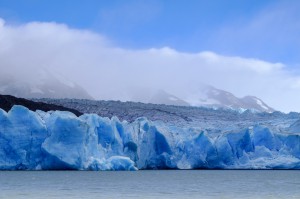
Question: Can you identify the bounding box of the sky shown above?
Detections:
[0,0,300,112]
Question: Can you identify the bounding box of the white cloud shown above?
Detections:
[0,18,300,112]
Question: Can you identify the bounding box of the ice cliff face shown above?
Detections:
[0,105,299,170]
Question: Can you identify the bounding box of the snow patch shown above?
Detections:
[255,98,268,110]
[168,96,178,101]
[30,87,44,94]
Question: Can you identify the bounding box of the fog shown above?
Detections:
[1,18,300,112]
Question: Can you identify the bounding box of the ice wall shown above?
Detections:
[0,105,299,170]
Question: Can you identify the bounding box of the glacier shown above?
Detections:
[0,105,300,170]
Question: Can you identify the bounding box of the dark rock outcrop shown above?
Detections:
[0,94,82,116]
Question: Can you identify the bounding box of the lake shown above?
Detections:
[0,170,299,199]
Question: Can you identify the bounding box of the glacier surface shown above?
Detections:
[0,105,300,170]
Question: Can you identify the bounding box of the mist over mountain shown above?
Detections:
[0,69,93,100]
[0,68,274,112]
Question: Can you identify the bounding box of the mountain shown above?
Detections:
[184,85,275,113]
[124,88,189,106]
[122,85,274,112]
[0,69,93,99]
[148,90,190,106]
[0,67,274,112]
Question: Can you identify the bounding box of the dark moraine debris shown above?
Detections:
[0,94,82,116]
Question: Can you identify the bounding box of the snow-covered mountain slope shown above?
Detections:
[112,86,273,113]
[0,69,93,99]
[148,90,190,106]
[120,88,189,107]
[185,85,274,112]
[114,85,274,112]
[0,105,299,170]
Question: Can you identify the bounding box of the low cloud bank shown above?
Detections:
[0,18,299,112]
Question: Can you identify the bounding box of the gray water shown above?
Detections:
[0,170,300,199]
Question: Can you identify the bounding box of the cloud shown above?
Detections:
[0,18,300,112]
